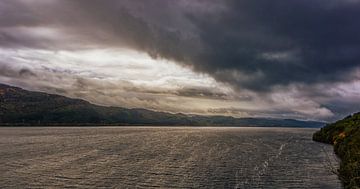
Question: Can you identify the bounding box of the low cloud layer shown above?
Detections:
[1,0,360,121]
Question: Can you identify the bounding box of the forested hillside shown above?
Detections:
[313,112,360,188]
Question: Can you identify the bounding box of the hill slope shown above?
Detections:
[313,112,360,188]
[0,83,324,127]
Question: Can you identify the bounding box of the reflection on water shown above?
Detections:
[0,127,341,188]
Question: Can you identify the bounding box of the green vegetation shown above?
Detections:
[0,83,324,127]
[313,112,360,188]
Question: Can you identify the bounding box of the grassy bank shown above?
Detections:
[313,112,360,188]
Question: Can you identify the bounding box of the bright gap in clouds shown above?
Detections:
[36,48,218,89]
[1,48,217,88]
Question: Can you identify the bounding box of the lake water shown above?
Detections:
[0,127,341,188]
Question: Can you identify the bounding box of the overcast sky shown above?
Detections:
[1,0,360,121]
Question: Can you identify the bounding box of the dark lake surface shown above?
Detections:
[0,127,341,188]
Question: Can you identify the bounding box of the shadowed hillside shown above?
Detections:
[0,84,324,127]
[313,112,360,188]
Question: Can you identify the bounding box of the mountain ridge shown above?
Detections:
[0,83,325,127]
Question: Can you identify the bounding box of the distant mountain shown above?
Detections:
[0,83,325,127]
[313,112,360,188]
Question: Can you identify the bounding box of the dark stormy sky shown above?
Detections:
[1,0,360,121]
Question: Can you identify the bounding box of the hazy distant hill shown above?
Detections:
[313,112,360,188]
[0,83,324,127]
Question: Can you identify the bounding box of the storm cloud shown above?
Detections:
[1,0,360,121]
